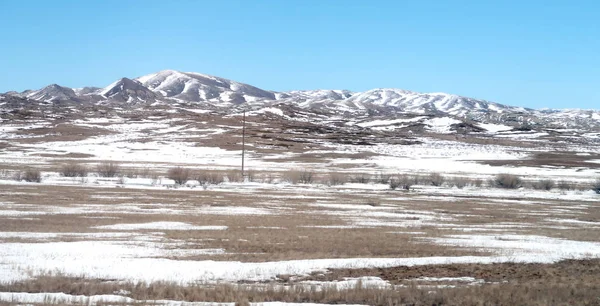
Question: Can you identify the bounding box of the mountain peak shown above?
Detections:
[100,77,156,102]
[135,69,275,103]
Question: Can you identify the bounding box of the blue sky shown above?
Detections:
[0,0,598,109]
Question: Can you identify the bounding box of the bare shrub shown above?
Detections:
[366,200,380,207]
[450,177,470,189]
[411,174,428,185]
[473,178,484,187]
[23,168,41,183]
[60,162,88,177]
[167,167,191,185]
[196,171,224,185]
[284,169,314,184]
[493,173,522,189]
[557,180,575,191]
[298,169,314,184]
[260,173,275,184]
[96,162,120,177]
[0,169,11,179]
[400,174,415,190]
[391,174,413,190]
[12,171,23,181]
[592,179,600,194]
[350,173,371,184]
[375,172,391,184]
[326,172,347,186]
[245,170,256,182]
[531,179,555,191]
[227,170,243,183]
[429,173,445,186]
[389,178,400,190]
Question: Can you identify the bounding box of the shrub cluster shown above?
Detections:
[97,162,121,177]
[493,174,523,189]
[60,162,88,177]
[167,167,191,185]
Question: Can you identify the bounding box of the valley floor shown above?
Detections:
[0,113,599,305]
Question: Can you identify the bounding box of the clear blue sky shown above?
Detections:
[0,0,598,109]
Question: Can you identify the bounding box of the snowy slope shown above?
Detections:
[99,78,158,103]
[3,69,599,129]
[135,70,275,104]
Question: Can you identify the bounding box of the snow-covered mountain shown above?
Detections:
[135,70,275,104]
[21,84,78,102]
[99,78,158,103]
[3,69,599,129]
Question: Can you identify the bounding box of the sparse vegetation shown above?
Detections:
[326,172,347,186]
[245,170,256,182]
[23,168,42,183]
[592,179,600,194]
[284,169,314,184]
[4,261,600,306]
[96,162,120,177]
[557,180,575,191]
[375,172,391,184]
[428,172,445,186]
[350,173,370,184]
[450,177,470,189]
[167,167,191,185]
[60,162,88,177]
[493,173,523,189]
[196,171,225,185]
[531,179,555,191]
[227,170,243,183]
[390,174,413,190]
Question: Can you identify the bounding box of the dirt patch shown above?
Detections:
[302,258,600,284]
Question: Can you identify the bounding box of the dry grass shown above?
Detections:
[283,169,315,184]
[3,259,600,306]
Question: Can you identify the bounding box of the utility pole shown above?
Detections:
[241,110,246,178]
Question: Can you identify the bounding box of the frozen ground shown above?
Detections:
[0,114,599,304]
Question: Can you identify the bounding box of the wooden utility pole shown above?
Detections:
[241,110,246,178]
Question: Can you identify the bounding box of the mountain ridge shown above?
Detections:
[3,69,599,129]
